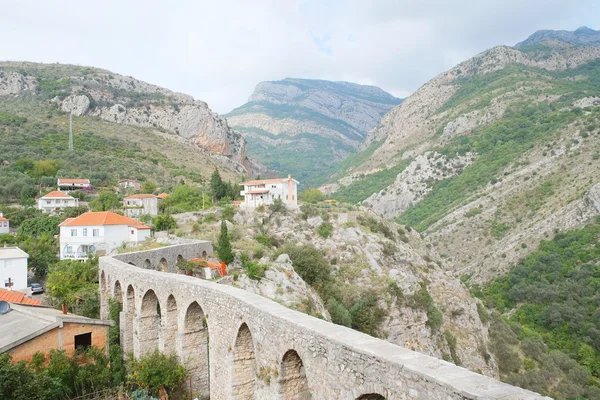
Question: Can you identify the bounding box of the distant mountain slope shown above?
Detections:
[225,78,402,186]
[0,62,249,187]
[515,26,600,48]
[323,31,600,283]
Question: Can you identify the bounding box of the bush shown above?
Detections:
[127,350,187,397]
[276,243,331,287]
[270,198,286,213]
[327,297,352,327]
[409,283,443,332]
[152,214,176,231]
[349,290,387,337]
[300,188,324,203]
[317,222,333,238]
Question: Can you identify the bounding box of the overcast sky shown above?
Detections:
[1,0,598,113]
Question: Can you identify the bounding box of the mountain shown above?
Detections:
[322,32,600,284]
[225,78,402,186]
[516,26,600,48]
[0,62,254,188]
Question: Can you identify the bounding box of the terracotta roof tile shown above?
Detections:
[58,212,150,228]
[0,216,7,221]
[240,176,298,186]
[58,178,90,184]
[40,191,75,199]
[129,225,151,230]
[157,193,168,199]
[0,289,42,306]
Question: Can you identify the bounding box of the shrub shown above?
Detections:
[127,350,187,397]
[217,220,234,264]
[270,198,286,213]
[317,222,333,238]
[152,214,176,231]
[409,283,443,332]
[327,298,352,327]
[276,243,331,287]
[444,330,461,365]
[349,290,387,337]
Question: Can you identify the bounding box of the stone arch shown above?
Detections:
[113,280,122,301]
[99,270,108,318]
[176,255,186,274]
[100,270,107,292]
[356,395,386,400]
[161,295,178,355]
[144,259,152,269]
[137,289,161,357]
[182,301,209,399]
[201,250,207,259]
[279,350,309,400]
[124,284,135,354]
[231,323,256,400]
[159,257,168,272]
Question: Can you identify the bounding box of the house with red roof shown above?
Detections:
[240,175,299,209]
[0,288,41,306]
[57,178,91,192]
[37,191,78,214]
[0,213,9,234]
[58,212,151,260]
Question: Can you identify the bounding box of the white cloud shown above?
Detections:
[0,0,598,113]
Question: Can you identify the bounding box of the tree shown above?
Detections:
[46,258,99,317]
[141,180,157,194]
[210,169,227,200]
[89,191,120,211]
[32,160,61,179]
[18,215,61,237]
[217,220,234,264]
[19,234,58,279]
[300,188,324,204]
[153,214,176,231]
[127,350,187,397]
[271,198,286,213]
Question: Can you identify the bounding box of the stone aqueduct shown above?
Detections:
[99,242,547,400]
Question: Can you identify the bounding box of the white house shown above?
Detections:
[122,194,160,217]
[57,178,91,192]
[59,211,151,260]
[0,213,9,234]
[240,175,299,209]
[117,179,141,193]
[0,246,28,291]
[38,191,79,214]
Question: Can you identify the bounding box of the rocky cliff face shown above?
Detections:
[0,62,247,166]
[225,78,402,186]
[325,32,600,282]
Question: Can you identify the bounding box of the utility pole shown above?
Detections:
[69,112,74,152]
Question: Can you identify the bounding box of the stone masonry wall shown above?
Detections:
[99,243,549,400]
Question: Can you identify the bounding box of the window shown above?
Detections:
[71,229,77,237]
[82,228,87,236]
[66,245,72,254]
[93,229,99,237]
[272,185,277,188]
[131,230,134,235]
[74,332,92,351]
[46,200,51,204]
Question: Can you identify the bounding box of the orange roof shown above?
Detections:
[129,225,151,230]
[0,216,7,221]
[40,191,74,199]
[0,289,42,306]
[124,194,157,199]
[157,193,168,199]
[240,178,288,185]
[58,178,90,184]
[58,212,150,228]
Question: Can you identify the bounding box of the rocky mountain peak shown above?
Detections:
[515,26,600,48]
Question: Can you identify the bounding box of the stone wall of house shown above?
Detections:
[99,243,549,400]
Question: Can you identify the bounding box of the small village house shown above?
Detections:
[0,288,42,306]
[123,194,160,217]
[240,175,299,209]
[38,191,79,214]
[117,179,142,193]
[57,178,91,192]
[0,246,29,291]
[0,213,9,234]
[0,303,111,363]
[59,211,151,260]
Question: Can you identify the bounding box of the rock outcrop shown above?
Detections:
[0,71,37,95]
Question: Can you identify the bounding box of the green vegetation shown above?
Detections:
[127,350,187,398]
[332,158,411,204]
[299,188,324,203]
[161,184,211,214]
[89,190,121,211]
[217,220,234,264]
[409,283,443,332]
[46,258,99,318]
[475,217,600,398]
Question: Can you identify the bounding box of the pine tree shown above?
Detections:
[217,219,234,264]
[210,169,227,200]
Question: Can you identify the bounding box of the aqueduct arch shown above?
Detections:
[279,350,309,400]
[231,323,256,400]
[100,241,547,400]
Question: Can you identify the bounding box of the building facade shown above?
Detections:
[57,178,91,192]
[0,247,29,291]
[117,179,142,193]
[240,175,299,209]
[0,213,9,234]
[123,194,159,217]
[0,303,111,364]
[59,212,151,260]
[38,191,79,214]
